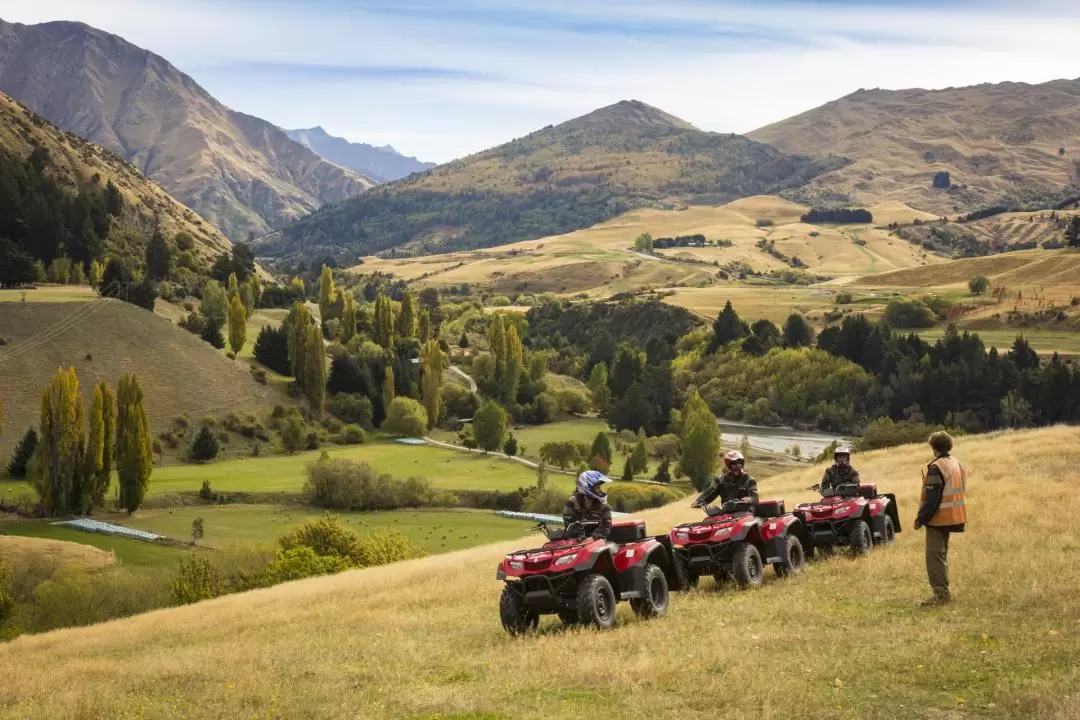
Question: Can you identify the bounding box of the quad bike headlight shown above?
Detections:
[712,526,731,538]
[554,554,577,567]
[509,561,523,570]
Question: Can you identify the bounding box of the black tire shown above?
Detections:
[575,574,618,629]
[878,515,896,546]
[731,543,765,588]
[849,519,873,555]
[773,535,806,578]
[673,552,699,590]
[499,585,539,635]
[630,564,670,618]
[556,609,579,626]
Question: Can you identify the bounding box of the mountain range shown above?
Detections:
[258,100,844,261]
[0,17,373,243]
[285,127,434,183]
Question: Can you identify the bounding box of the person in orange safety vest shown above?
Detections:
[913,431,967,606]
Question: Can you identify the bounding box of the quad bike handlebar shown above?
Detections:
[531,520,600,541]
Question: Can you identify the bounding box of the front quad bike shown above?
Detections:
[496,519,675,635]
[668,498,810,591]
[793,483,901,557]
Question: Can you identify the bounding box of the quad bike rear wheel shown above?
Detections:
[630,564,670,619]
[576,574,618,629]
[773,535,806,578]
[732,543,765,588]
[499,585,539,635]
[877,515,896,546]
[673,551,699,590]
[849,519,873,555]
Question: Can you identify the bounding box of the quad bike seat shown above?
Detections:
[753,499,786,518]
[609,519,647,543]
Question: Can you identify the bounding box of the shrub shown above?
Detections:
[521,484,565,514]
[306,432,320,451]
[303,457,449,511]
[340,424,367,445]
[441,383,480,422]
[882,298,936,328]
[199,479,214,501]
[648,433,681,460]
[322,416,344,434]
[382,397,429,437]
[854,418,960,452]
[606,484,687,513]
[327,394,375,429]
[353,531,425,567]
[281,410,307,454]
[968,275,990,296]
[170,555,223,605]
[651,458,672,484]
[250,367,268,385]
[556,388,590,414]
[755,218,774,227]
[262,547,352,585]
[835,292,854,305]
[503,433,519,457]
[279,515,361,560]
[189,425,220,463]
[29,567,173,633]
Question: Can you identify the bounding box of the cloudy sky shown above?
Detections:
[4,0,1080,163]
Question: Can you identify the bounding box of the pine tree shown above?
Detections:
[302,322,327,414]
[620,460,633,483]
[418,309,431,342]
[82,383,106,513]
[145,224,172,280]
[228,294,247,355]
[94,381,115,509]
[341,293,358,344]
[420,339,446,429]
[7,427,38,479]
[318,265,336,321]
[116,373,152,514]
[590,432,613,464]
[397,290,417,339]
[33,367,87,516]
[709,300,749,353]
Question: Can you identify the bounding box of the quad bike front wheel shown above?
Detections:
[849,519,873,555]
[673,551,699,591]
[773,535,806,578]
[630,564,670,619]
[576,574,618,629]
[499,585,539,636]
[732,543,765,588]
[877,515,896,546]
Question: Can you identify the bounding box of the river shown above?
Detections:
[717,420,851,458]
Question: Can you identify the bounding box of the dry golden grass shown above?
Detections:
[0,535,116,573]
[2,427,1078,719]
[0,300,283,461]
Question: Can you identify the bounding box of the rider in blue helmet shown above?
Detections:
[563,470,613,540]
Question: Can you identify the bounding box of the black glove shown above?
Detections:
[705,505,722,516]
[564,521,583,536]
[913,519,923,530]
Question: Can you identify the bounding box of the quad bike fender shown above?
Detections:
[761,519,810,564]
[612,538,662,573]
[726,518,762,544]
[884,493,902,532]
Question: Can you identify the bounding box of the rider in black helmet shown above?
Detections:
[692,450,759,513]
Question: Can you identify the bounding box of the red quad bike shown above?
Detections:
[668,498,809,591]
[496,519,675,635]
[792,482,901,556]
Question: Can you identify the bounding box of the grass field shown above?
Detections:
[116,505,535,554]
[0,521,186,567]
[0,535,116,572]
[916,327,1080,356]
[0,285,99,303]
[2,426,1077,719]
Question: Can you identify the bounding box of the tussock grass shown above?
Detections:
[0,536,115,573]
[2,426,1078,718]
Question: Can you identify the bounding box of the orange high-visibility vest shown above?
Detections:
[920,455,967,526]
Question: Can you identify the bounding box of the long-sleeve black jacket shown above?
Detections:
[696,471,759,506]
[562,492,612,539]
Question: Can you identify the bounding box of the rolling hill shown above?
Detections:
[1,426,1078,718]
[748,79,1080,215]
[0,89,232,263]
[259,100,846,262]
[285,127,434,183]
[0,17,374,242]
[0,299,282,461]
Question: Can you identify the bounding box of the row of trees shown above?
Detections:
[8,368,152,516]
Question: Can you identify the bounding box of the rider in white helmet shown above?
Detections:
[819,445,861,496]
[692,450,759,511]
[563,470,613,540]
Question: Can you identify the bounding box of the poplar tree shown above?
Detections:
[94,381,116,510]
[318,265,336,321]
[302,323,327,414]
[33,367,86,516]
[287,301,313,384]
[116,373,152,513]
[82,383,105,513]
[503,324,524,403]
[201,280,228,327]
[228,294,247,355]
[420,339,446,429]
[227,271,240,302]
[382,365,396,415]
[397,290,416,339]
[249,273,263,308]
[418,309,431,342]
[374,294,396,350]
[341,293,358,344]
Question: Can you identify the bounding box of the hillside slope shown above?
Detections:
[260,100,844,261]
[2,427,1078,719]
[0,90,231,262]
[286,126,435,183]
[748,79,1080,214]
[0,300,281,460]
[0,18,374,242]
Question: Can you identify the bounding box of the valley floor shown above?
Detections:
[2,427,1078,719]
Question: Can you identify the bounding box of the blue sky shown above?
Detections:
[5,0,1080,163]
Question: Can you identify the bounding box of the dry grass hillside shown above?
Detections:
[263,101,842,261]
[0,91,231,262]
[0,300,281,461]
[2,426,1077,719]
[356,195,939,298]
[749,79,1080,215]
[0,536,115,573]
[0,18,374,241]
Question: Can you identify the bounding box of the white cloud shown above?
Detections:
[3,0,1079,162]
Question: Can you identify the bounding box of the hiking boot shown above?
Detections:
[919,594,951,607]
